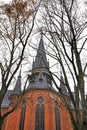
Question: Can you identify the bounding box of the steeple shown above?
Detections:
[32,34,49,74]
[13,69,21,95]
[60,73,67,95]
[27,35,52,90]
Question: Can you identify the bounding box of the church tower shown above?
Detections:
[27,35,52,90]
[10,69,21,107]
[2,35,73,130]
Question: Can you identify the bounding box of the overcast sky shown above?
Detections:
[0,0,87,92]
[1,0,12,4]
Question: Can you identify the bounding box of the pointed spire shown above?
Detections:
[60,72,67,95]
[13,69,21,95]
[32,33,49,72]
[27,33,53,90]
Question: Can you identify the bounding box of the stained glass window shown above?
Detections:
[20,100,26,130]
[55,101,61,130]
[35,97,44,130]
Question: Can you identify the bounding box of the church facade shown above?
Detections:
[1,36,73,130]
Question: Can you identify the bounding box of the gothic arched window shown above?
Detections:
[54,101,61,130]
[35,97,44,130]
[20,99,26,130]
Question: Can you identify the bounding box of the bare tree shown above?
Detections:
[37,0,87,130]
[0,0,39,129]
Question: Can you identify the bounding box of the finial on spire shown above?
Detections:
[60,69,62,77]
[60,70,67,95]
[12,67,22,95]
[33,57,34,62]
[40,28,43,40]
[18,65,22,77]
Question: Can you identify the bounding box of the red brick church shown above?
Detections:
[1,36,74,130]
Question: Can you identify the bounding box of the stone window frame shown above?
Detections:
[35,97,44,130]
[54,100,61,130]
[20,99,26,130]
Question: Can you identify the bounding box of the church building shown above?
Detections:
[1,36,73,130]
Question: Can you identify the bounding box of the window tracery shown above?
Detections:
[35,97,44,130]
[54,101,61,130]
[20,99,26,130]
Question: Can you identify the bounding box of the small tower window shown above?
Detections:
[35,97,44,130]
[39,78,43,82]
[31,79,34,84]
[54,101,61,130]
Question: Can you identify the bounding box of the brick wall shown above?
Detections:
[2,89,73,130]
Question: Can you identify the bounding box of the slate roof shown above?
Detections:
[1,90,12,108]
[27,71,52,90]
[32,37,49,73]
[1,70,21,108]
[27,36,53,90]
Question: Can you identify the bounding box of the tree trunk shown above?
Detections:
[0,116,4,130]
